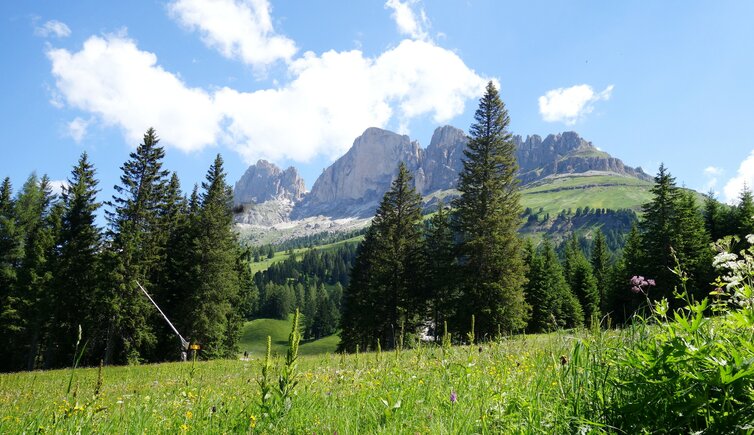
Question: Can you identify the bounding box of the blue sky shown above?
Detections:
[2,1,753,206]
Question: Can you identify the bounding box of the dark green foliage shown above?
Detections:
[606,225,644,323]
[49,153,103,368]
[423,201,457,340]
[0,178,23,371]
[452,81,529,337]
[339,163,425,352]
[564,237,600,326]
[104,128,170,364]
[187,154,241,358]
[733,184,754,248]
[590,230,611,317]
[6,175,57,371]
[637,165,712,307]
[525,240,583,332]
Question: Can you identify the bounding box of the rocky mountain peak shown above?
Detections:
[293,127,422,218]
[233,159,306,205]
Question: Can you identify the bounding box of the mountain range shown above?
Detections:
[234,125,649,218]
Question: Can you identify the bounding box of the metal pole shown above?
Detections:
[136,281,189,350]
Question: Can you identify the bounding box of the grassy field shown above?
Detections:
[239,317,339,357]
[0,331,582,433]
[1,309,752,433]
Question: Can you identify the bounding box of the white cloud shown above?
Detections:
[724,153,754,203]
[35,20,71,38]
[538,84,614,125]
[49,180,68,196]
[385,0,429,40]
[217,40,486,162]
[47,34,222,152]
[48,31,487,164]
[167,0,296,68]
[67,117,91,142]
[702,166,722,195]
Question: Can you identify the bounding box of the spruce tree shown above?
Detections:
[9,175,57,370]
[105,128,171,363]
[639,164,680,296]
[674,189,713,300]
[49,153,102,368]
[563,236,600,326]
[339,163,424,352]
[452,81,529,337]
[590,230,611,317]
[735,184,754,245]
[703,191,724,242]
[524,240,582,332]
[423,201,457,340]
[0,177,23,371]
[188,154,241,358]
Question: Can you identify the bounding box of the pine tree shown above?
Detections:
[188,154,241,358]
[339,163,425,352]
[608,224,644,323]
[674,189,713,300]
[639,164,681,297]
[563,237,600,326]
[8,175,57,370]
[590,230,611,317]
[0,177,24,371]
[735,184,754,245]
[524,240,582,332]
[703,191,724,242]
[423,201,457,340]
[452,81,529,337]
[49,153,102,368]
[105,128,171,364]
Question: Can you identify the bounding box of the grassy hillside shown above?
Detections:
[239,317,339,357]
[520,173,654,215]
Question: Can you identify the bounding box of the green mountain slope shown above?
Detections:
[520,172,653,215]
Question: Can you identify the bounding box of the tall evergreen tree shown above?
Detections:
[188,154,241,358]
[639,164,681,296]
[423,201,457,340]
[105,128,171,364]
[735,184,754,245]
[563,236,600,326]
[339,163,425,351]
[590,230,611,317]
[49,153,102,368]
[673,189,713,300]
[0,177,23,371]
[7,175,57,370]
[452,81,529,337]
[607,224,643,323]
[703,191,724,242]
[524,240,582,332]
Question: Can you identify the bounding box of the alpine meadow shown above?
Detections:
[2,1,754,433]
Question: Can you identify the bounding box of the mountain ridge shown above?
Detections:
[233,126,651,227]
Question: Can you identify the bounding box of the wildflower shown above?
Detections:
[186,410,193,419]
[450,391,457,404]
[249,414,257,429]
[629,275,655,294]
